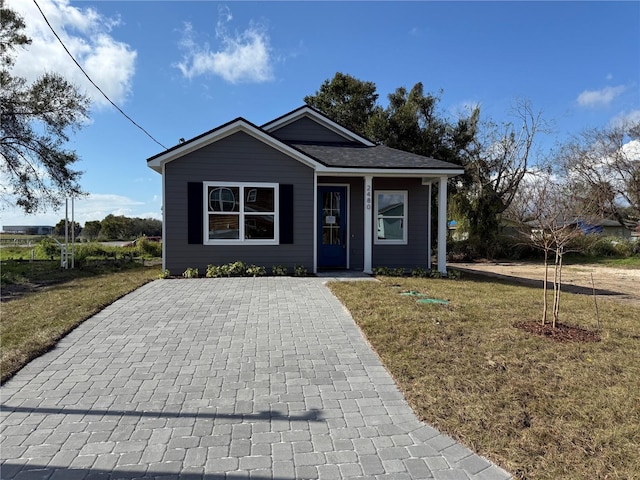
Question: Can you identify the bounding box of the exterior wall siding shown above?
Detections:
[165,132,314,274]
[270,117,355,144]
[372,177,430,269]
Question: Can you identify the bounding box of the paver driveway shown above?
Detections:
[1,278,512,480]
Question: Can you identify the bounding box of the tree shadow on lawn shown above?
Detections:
[451,267,624,299]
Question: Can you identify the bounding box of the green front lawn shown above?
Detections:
[329,276,640,480]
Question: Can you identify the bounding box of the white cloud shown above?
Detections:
[175,8,274,83]
[621,139,640,159]
[610,109,640,128]
[0,193,160,229]
[576,85,627,108]
[5,0,137,108]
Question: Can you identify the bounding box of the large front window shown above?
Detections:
[375,190,407,244]
[205,182,278,244]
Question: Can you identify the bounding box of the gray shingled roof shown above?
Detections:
[291,143,463,170]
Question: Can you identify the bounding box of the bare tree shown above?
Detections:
[453,99,548,256]
[518,170,594,327]
[560,119,640,228]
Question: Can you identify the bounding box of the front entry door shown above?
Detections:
[318,186,347,268]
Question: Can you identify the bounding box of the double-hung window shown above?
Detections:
[375,190,408,244]
[204,182,279,244]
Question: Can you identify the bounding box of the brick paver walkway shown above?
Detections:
[1,278,512,479]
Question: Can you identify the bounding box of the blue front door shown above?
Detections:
[318,186,347,268]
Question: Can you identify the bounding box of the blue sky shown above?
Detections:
[2,0,639,228]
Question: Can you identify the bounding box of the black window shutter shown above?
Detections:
[187,182,203,244]
[279,184,294,244]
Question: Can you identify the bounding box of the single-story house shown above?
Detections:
[525,217,634,240]
[2,225,54,235]
[147,106,464,275]
[576,218,632,239]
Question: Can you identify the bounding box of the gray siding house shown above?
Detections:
[147,106,463,275]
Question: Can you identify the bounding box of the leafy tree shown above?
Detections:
[559,119,640,228]
[0,0,90,213]
[304,72,379,137]
[129,217,162,237]
[82,220,101,240]
[53,218,81,237]
[97,214,162,240]
[99,214,131,240]
[369,83,473,164]
[305,74,475,166]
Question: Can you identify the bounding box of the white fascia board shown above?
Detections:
[147,120,323,173]
[316,167,464,177]
[263,106,375,146]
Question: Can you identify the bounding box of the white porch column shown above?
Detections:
[427,182,432,270]
[437,176,448,275]
[363,175,373,274]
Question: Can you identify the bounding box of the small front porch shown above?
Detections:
[315,175,450,276]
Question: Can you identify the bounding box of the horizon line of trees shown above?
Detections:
[53,214,162,241]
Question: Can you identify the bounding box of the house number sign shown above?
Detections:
[365,185,372,210]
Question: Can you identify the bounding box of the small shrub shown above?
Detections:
[429,269,443,279]
[158,269,171,279]
[136,237,162,258]
[390,267,406,277]
[37,237,59,258]
[447,268,462,280]
[206,264,224,278]
[293,264,308,277]
[227,261,246,276]
[587,236,619,257]
[182,267,199,278]
[271,265,288,276]
[611,239,633,257]
[373,266,392,276]
[246,264,267,277]
[411,267,429,278]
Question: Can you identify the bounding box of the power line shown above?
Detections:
[32,0,168,150]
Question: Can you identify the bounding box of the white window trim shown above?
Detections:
[203,181,279,245]
[374,190,408,245]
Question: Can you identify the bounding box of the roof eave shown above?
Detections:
[316,166,464,177]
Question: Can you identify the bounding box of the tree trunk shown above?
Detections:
[552,249,560,329]
[553,246,564,328]
[542,248,549,325]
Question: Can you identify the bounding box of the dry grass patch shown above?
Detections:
[1,265,161,382]
[329,276,640,480]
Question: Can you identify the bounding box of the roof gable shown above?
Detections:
[146,117,322,173]
[262,106,375,147]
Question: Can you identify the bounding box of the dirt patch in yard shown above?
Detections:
[514,321,602,342]
[452,261,640,308]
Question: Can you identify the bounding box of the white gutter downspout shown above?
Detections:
[437,176,448,275]
[363,175,373,274]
